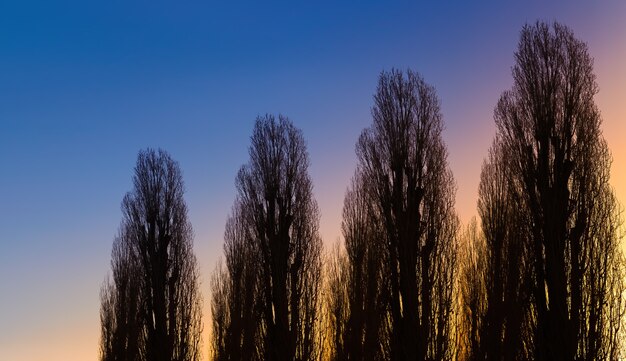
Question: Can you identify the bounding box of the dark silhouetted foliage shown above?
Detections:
[459,21,625,361]
[324,171,390,361]
[338,68,459,361]
[458,142,533,361]
[96,20,626,361]
[211,115,323,361]
[100,149,203,361]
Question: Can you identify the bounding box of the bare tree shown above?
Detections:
[339,171,389,361]
[356,69,458,360]
[100,280,116,361]
[493,21,625,360]
[457,219,486,361]
[458,142,534,361]
[210,200,262,361]
[323,243,350,361]
[100,233,142,361]
[209,260,229,361]
[100,148,203,361]
[211,115,322,361]
[323,172,390,361]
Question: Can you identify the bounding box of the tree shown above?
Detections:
[476,142,530,360]
[343,172,389,361]
[210,200,262,361]
[99,234,142,361]
[493,21,625,360]
[209,260,230,361]
[458,142,533,361]
[324,171,389,361]
[457,219,486,361]
[211,115,323,361]
[324,243,350,361]
[100,148,203,361]
[355,69,458,360]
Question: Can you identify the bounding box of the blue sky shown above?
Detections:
[1,1,625,360]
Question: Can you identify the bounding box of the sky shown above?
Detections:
[0,1,624,360]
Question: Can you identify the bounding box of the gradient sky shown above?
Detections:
[1,1,624,360]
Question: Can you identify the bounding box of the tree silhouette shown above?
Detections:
[324,242,350,361]
[209,260,230,361]
[477,142,532,361]
[100,233,142,361]
[324,171,389,361]
[355,69,458,360]
[343,171,390,361]
[211,115,323,361]
[457,220,485,361]
[458,142,533,361]
[100,148,203,361]
[490,21,625,360]
[210,200,262,361]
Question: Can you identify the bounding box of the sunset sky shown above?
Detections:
[1,1,624,360]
